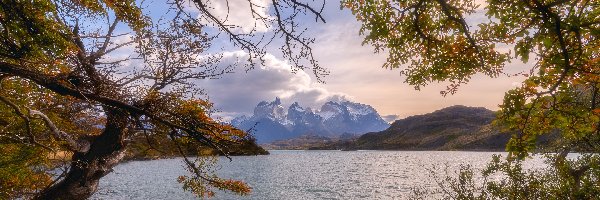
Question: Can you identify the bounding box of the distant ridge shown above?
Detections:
[310,105,555,151]
[232,98,389,143]
[354,105,506,150]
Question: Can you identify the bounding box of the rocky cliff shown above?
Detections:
[232,98,389,143]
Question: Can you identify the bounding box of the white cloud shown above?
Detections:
[304,3,529,119]
[198,51,352,118]
[381,115,400,123]
[188,0,273,33]
[98,34,137,65]
[103,0,529,121]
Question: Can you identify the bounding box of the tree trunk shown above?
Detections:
[36,109,129,200]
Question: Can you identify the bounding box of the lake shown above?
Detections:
[91,150,546,200]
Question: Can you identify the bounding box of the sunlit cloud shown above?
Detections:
[111,0,531,121]
[197,51,353,119]
[381,115,400,123]
[185,0,273,34]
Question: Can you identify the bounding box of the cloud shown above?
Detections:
[108,0,528,122]
[301,2,528,119]
[381,115,400,123]
[186,0,273,33]
[198,51,352,118]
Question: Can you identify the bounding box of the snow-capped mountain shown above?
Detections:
[231,98,390,143]
[252,97,289,125]
[318,101,390,135]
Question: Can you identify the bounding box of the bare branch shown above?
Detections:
[90,18,120,60]
[0,94,55,151]
[290,0,326,23]
[0,61,227,154]
[28,109,89,153]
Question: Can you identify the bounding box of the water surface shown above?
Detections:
[92,150,546,199]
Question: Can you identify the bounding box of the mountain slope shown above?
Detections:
[309,105,526,151]
[318,101,390,135]
[355,105,503,150]
[232,98,389,143]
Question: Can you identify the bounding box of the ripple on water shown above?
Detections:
[92,150,546,200]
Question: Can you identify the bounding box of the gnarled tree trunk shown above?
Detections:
[36,109,129,200]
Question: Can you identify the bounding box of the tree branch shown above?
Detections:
[28,109,89,153]
[0,94,56,151]
[0,61,227,154]
[91,18,120,61]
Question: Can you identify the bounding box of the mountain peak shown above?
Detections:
[274,97,282,105]
[257,100,269,107]
[234,99,389,143]
[290,101,300,107]
[253,97,286,122]
[288,102,305,113]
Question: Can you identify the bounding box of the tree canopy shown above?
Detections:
[0,0,326,199]
[345,0,600,198]
[4,0,600,198]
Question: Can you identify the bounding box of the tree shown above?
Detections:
[0,0,325,199]
[344,0,600,198]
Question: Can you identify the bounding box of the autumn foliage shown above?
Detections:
[345,0,600,197]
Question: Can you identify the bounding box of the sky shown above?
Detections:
[114,0,530,122]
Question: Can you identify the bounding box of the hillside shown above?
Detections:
[311,105,519,151]
[124,134,269,161]
[262,133,360,150]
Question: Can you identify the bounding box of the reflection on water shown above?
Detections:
[92,150,545,200]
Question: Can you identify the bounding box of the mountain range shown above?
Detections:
[353,105,507,150]
[308,105,558,151]
[231,98,390,143]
